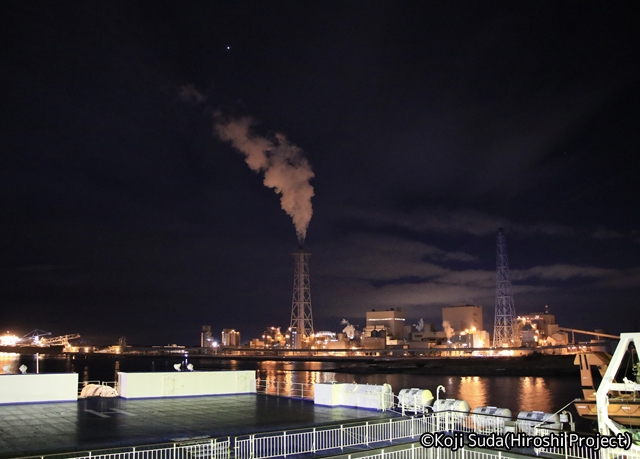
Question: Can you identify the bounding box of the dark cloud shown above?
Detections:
[178,84,206,104]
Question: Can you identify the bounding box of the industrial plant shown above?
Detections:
[2,229,615,357]
[194,228,615,357]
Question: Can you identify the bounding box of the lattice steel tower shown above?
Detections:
[493,228,519,347]
[290,249,314,349]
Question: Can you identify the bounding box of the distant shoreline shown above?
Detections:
[1,347,579,376]
[327,354,578,376]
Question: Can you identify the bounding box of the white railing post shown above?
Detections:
[283,431,287,457]
[366,421,369,446]
[312,427,316,453]
[250,434,255,459]
[341,424,344,450]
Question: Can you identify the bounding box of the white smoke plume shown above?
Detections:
[341,319,356,339]
[442,320,455,339]
[413,318,425,332]
[214,113,314,245]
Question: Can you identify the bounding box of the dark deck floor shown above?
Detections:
[0,394,399,459]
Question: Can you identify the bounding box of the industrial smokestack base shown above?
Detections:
[290,249,314,349]
[493,228,519,347]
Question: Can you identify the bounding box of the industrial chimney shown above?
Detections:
[290,248,314,349]
[493,228,519,347]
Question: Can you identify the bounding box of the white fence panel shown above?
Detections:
[315,425,342,451]
[230,415,430,459]
[51,438,232,459]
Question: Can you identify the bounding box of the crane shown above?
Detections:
[40,334,81,346]
[19,330,80,347]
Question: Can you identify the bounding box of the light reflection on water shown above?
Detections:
[518,376,553,412]
[0,352,20,374]
[458,376,488,408]
[257,360,341,397]
[255,362,577,419]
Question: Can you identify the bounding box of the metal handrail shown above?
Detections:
[17,436,232,459]
[255,378,314,399]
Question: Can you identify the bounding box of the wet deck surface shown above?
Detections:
[0,394,399,458]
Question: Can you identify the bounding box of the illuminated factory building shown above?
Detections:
[517,305,568,346]
[363,308,405,339]
[221,329,241,348]
[200,325,212,348]
[359,308,403,349]
[442,304,482,334]
[440,305,489,348]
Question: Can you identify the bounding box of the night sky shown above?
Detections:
[2,2,639,346]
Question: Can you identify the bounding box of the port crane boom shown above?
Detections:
[40,334,81,346]
[557,327,619,343]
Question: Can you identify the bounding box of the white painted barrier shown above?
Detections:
[0,373,78,404]
[314,383,394,410]
[117,370,256,399]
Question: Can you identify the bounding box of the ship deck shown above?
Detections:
[0,394,399,459]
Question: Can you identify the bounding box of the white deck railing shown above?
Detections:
[339,438,640,459]
[339,443,522,459]
[255,379,314,399]
[26,437,233,459]
[532,427,640,459]
[234,415,430,459]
